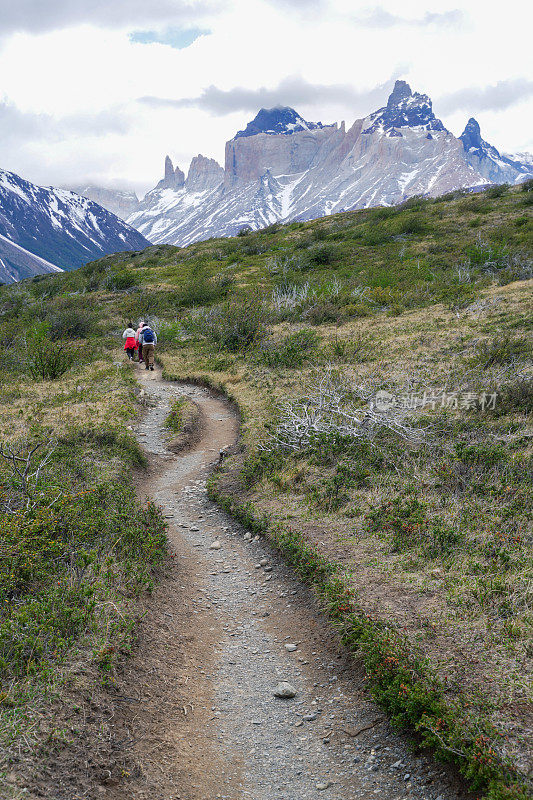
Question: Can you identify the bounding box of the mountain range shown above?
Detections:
[126,80,532,246]
[0,170,150,283]
[2,80,531,283]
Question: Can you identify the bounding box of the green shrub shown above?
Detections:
[473,335,529,367]
[308,462,369,512]
[254,328,319,368]
[107,270,137,291]
[366,495,427,551]
[48,307,96,340]
[164,398,185,433]
[26,323,78,380]
[0,482,167,678]
[325,332,375,362]
[186,293,267,351]
[304,301,343,325]
[361,224,391,246]
[306,243,338,266]
[397,213,429,235]
[486,184,509,199]
[492,380,533,416]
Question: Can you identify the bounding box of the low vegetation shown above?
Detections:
[0,183,531,798]
[0,316,168,786]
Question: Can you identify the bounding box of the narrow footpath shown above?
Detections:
[106,366,469,800]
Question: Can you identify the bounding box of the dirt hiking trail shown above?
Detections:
[105,366,470,800]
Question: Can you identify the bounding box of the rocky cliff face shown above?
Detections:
[156,156,186,190]
[186,155,224,192]
[128,81,533,247]
[459,118,533,184]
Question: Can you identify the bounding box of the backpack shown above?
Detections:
[142,327,154,344]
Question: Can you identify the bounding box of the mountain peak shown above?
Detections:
[235,106,326,139]
[387,79,413,108]
[158,156,185,190]
[364,80,447,135]
[459,117,497,157]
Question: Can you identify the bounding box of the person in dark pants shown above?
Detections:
[140,323,157,370]
[135,320,145,362]
[122,323,137,360]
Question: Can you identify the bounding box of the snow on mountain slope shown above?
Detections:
[0,168,151,282]
[235,106,329,138]
[69,185,140,221]
[459,118,533,185]
[128,81,531,247]
[0,232,62,284]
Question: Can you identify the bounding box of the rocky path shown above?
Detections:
[107,367,468,800]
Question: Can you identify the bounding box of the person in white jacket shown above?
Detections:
[122,323,137,360]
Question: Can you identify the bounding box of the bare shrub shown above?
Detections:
[0,438,58,514]
[268,367,424,452]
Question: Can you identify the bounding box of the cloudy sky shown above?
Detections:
[1,0,532,196]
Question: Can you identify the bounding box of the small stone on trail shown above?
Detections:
[243,532,252,541]
[190,526,200,532]
[285,644,297,652]
[259,558,269,566]
[273,682,297,699]
[316,782,330,790]
[210,541,221,550]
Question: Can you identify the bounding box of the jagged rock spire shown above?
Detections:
[159,156,185,189]
[164,155,174,182]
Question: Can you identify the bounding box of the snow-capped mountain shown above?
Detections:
[459,118,533,184]
[235,106,329,138]
[128,81,533,247]
[0,169,150,283]
[0,233,62,285]
[69,185,140,221]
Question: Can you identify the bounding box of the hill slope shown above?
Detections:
[0,183,531,800]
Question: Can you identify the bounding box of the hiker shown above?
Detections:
[140,322,157,371]
[135,320,145,362]
[122,323,137,360]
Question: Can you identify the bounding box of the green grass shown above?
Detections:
[0,182,531,798]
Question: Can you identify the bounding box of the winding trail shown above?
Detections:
[107,367,467,800]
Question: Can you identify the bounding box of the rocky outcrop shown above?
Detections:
[459,118,533,184]
[186,155,224,192]
[157,156,186,190]
[363,80,447,135]
[235,106,327,138]
[128,81,533,247]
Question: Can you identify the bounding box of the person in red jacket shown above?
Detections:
[122,323,137,360]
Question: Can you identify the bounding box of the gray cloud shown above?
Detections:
[0,0,218,36]
[0,101,131,145]
[437,78,533,114]
[354,7,464,28]
[0,100,136,189]
[139,73,408,117]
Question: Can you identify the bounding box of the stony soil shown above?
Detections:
[103,366,473,800]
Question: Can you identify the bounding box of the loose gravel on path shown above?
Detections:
[107,367,471,800]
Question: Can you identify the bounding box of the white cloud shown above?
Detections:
[0,0,531,196]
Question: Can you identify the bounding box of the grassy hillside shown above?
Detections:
[0,182,531,798]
